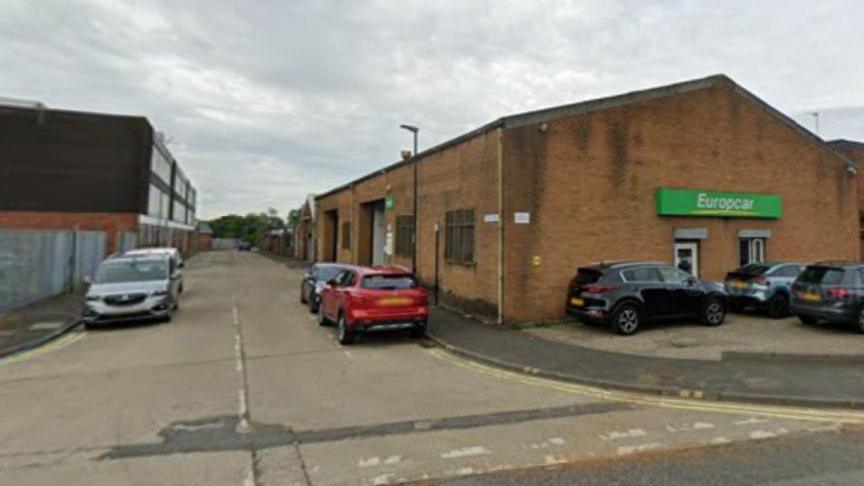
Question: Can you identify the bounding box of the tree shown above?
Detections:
[207,211,285,246]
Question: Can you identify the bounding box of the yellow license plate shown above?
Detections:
[379,297,411,306]
[800,292,821,302]
[730,281,748,289]
[569,297,585,307]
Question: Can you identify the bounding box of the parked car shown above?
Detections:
[565,260,727,335]
[790,262,864,333]
[300,262,355,313]
[238,241,252,251]
[724,262,805,317]
[316,266,428,345]
[82,254,181,328]
[123,247,185,293]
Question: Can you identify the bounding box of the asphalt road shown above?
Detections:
[1,250,862,485]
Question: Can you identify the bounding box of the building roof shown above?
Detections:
[828,139,864,151]
[316,74,858,200]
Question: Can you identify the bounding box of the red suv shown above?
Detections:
[317,266,429,344]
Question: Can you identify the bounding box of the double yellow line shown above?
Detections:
[426,347,864,425]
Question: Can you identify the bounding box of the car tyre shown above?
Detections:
[799,315,819,326]
[766,293,789,319]
[411,323,427,339]
[317,304,330,327]
[308,291,318,314]
[857,308,864,334]
[703,296,725,326]
[300,284,307,304]
[337,313,355,345]
[610,303,641,335]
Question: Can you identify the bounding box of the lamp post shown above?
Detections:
[399,124,419,274]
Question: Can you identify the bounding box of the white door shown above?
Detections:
[674,241,699,278]
[372,204,386,266]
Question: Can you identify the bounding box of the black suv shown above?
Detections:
[565,261,727,335]
[790,262,864,333]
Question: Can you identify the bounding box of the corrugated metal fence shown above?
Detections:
[0,229,107,312]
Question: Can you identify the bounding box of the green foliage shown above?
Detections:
[207,211,285,246]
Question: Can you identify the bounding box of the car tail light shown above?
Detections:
[826,288,849,298]
[582,284,615,294]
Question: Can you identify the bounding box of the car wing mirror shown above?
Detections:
[326,279,339,287]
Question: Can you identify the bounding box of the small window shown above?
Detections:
[341,222,351,250]
[658,266,692,284]
[739,238,766,266]
[773,265,800,278]
[798,267,845,285]
[622,267,663,283]
[338,271,356,287]
[395,215,415,257]
[445,209,475,264]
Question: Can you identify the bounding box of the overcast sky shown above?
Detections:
[1,0,862,219]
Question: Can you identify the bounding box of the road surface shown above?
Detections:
[1,251,862,485]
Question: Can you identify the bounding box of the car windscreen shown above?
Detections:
[314,266,344,281]
[361,274,416,290]
[733,263,771,275]
[572,269,603,285]
[797,266,845,285]
[95,261,168,284]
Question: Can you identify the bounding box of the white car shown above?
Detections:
[83,254,180,328]
[123,248,185,293]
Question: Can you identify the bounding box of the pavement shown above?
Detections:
[427,307,864,409]
[525,312,864,361]
[0,291,81,358]
[2,250,864,485]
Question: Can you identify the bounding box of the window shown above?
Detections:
[445,209,475,263]
[622,266,663,283]
[773,265,801,278]
[151,147,172,183]
[395,215,415,257]
[341,222,351,250]
[658,266,692,284]
[739,238,766,266]
[147,184,162,217]
[338,271,356,287]
[361,274,416,290]
[160,192,171,219]
[798,266,845,285]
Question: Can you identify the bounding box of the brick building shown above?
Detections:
[0,102,198,254]
[316,75,860,322]
[828,139,864,260]
[293,195,317,262]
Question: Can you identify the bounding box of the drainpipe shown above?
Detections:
[497,127,505,325]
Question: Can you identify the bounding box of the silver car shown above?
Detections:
[82,255,181,328]
[122,247,185,293]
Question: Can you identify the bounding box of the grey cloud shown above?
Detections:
[1,0,862,218]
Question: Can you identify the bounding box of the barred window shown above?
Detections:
[341,222,351,250]
[445,209,475,264]
[395,215,415,257]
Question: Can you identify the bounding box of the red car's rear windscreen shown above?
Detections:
[361,274,416,290]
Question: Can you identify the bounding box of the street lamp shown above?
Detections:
[400,124,419,274]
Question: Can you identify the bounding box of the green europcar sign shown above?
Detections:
[656,188,782,219]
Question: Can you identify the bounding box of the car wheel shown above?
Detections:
[337,313,355,345]
[300,284,307,304]
[317,303,330,326]
[411,323,427,339]
[308,291,318,314]
[766,293,789,319]
[703,297,725,326]
[799,315,819,326]
[857,308,864,334]
[611,303,641,335]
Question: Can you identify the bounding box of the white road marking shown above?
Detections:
[734,417,769,425]
[28,321,64,330]
[600,428,647,440]
[344,350,354,359]
[370,473,396,485]
[545,455,567,465]
[359,457,381,467]
[709,437,732,445]
[441,446,491,459]
[455,468,475,476]
[383,455,401,465]
[666,421,715,432]
[548,437,566,446]
[750,427,788,440]
[616,443,664,455]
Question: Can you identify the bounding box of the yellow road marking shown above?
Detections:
[426,348,864,424]
[0,331,85,366]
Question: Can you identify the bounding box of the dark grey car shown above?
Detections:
[790,262,864,333]
[565,261,727,335]
[300,263,355,313]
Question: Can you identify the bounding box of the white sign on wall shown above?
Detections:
[483,213,500,223]
[514,212,531,224]
[385,224,393,256]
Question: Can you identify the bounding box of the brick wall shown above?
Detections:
[0,211,139,253]
[508,80,859,320]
